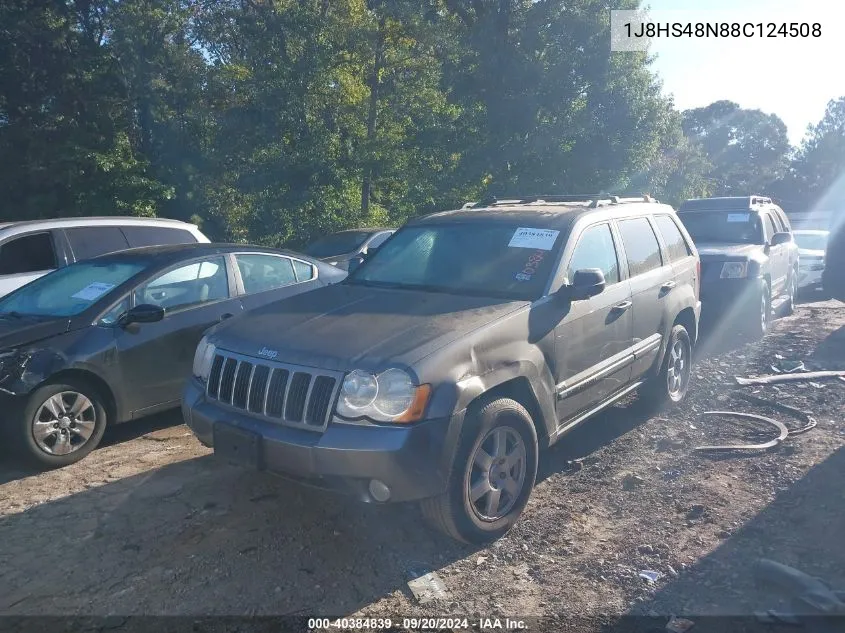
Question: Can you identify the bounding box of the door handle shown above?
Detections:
[219,313,234,322]
[660,280,677,292]
[612,301,633,312]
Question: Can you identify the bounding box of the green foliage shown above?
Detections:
[681,100,791,196]
[3,0,766,246]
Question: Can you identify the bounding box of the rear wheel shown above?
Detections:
[16,382,108,468]
[639,324,693,411]
[420,398,538,544]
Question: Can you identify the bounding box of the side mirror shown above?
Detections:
[566,269,606,301]
[122,304,165,326]
[347,257,364,273]
[770,232,792,247]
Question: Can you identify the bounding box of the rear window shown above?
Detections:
[677,210,765,245]
[65,227,130,260]
[122,226,198,247]
[653,215,693,262]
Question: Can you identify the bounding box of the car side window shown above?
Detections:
[122,226,198,247]
[292,259,315,282]
[566,223,620,285]
[0,232,57,275]
[763,214,778,241]
[367,232,392,250]
[99,297,129,326]
[617,217,664,277]
[65,227,130,260]
[236,254,296,294]
[653,215,692,262]
[133,256,229,312]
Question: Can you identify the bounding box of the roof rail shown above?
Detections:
[471,193,656,209]
[750,196,772,206]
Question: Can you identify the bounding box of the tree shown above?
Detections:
[681,100,791,196]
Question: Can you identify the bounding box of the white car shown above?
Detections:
[0,217,209,298]
[793,229,829,291]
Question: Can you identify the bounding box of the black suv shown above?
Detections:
[183,195,701,543]
[677,196,799,338]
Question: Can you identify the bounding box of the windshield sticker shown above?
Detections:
[727,213,751,223]
[71,282,116,301]
[508,228,560,250]
[516,250,546,282]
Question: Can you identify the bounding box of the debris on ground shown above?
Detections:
[622,473,645,490]
[693,411,789,452]
[753,558,845,628]
[639,570,662,584]
[406,568,449,604]
[770,359,806,373]
[665,616,695,632]
[735,369,845,386]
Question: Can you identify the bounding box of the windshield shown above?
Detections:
[794,233,828,251]
[304,231,372,258]
[0,261,147,317]
[678,211,764,245]
[346,223,562,300]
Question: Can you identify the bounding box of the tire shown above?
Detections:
[16,382,108,468]
[782,268,798,316]
[420,398,538,544]
[638,324,693,411]
[746,279,771,341]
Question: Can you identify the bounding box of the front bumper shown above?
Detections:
[182,378,459,503]
[699,278,760,324]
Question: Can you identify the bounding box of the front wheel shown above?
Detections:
[420,398,538,544]
[746,279,771,340]
[638,324,693,411]
[16,382,108,468]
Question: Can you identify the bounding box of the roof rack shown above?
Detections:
[469,193,656,209]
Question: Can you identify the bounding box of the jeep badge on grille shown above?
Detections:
[257,347,279,360]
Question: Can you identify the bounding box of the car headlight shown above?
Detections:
[720,261,749,279]
[192,336,217,381]
[336,368,431,423]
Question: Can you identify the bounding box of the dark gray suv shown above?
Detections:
[183,195,701,543]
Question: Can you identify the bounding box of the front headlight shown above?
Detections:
[336,368,431,423]
[192,336,217,381]
[720,261,749,279]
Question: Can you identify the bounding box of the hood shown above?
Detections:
[0,316,70,351]
[695,243,763,262]
[798,248,825,258]
[211,283,528,371]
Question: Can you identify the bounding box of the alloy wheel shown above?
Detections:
[32,391,97,456]
[466,426,527,521]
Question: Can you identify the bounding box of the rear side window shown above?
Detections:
[566,223,620,285]
[235,254,296,294]
[653,215,692,262]
[292,259,315,281]
[763,214,778,241]
[122,226,198,247]
[0,233,57,275]
[617,218,664,277]
[66,227,130,260]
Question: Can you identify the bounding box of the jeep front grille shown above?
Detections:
[206,350,342,431]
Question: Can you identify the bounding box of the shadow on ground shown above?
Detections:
[0,410,185,486]
[618,446,845,630]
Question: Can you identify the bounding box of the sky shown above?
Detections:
[640,0,844,146]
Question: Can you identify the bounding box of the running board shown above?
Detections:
[551,380,644,440]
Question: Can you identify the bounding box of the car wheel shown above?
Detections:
[782,269,798,316]
[16,382,108,468]
[639,324,693,411]
[420,398,538,544]
[747,279,771,340]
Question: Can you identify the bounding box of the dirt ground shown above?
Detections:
[1,297,844,632]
